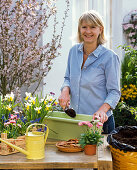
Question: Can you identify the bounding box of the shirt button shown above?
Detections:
[84,67,86,69]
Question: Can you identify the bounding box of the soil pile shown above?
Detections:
[112,127,137,147]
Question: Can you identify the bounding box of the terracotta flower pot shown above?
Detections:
[84,144,96,155]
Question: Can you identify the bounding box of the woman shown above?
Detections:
[58,10,121,134]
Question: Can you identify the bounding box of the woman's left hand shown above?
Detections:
[93,110,108,123]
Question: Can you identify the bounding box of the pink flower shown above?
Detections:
[128,32,135,37]
[87,122,93,128]
[9,120,16,124]
[10,114,17,119]
[14,115,17,119]
[17,124,22,128]
[78,121,90,126]
[4,122,11,126]
[123,23,134,30]
[94,115,100,121]
[96,122,103,128]
[10,114,14,119]
[131,39,136,42]
[78,122,84,126]
[78,121,93,128]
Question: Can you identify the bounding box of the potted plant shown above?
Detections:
[107,126,137,170]
[0,91,58,155]
[0,91,58,138]
[78,117,104,155]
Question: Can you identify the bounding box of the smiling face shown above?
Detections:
[80,20,102,45]
[77,10,106,45]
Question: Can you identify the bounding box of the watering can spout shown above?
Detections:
[0,138,28,156]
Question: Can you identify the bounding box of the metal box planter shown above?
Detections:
[44,111,92,140]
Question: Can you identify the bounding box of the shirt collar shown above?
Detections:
[78,43,84,52]
[78,43,103,58]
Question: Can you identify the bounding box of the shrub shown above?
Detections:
[120,45,137,87]
[119,45,137,107]
[113,102,137,127]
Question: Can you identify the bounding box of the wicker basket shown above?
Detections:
[0,133,25,155]
[56,142,83,152]
[56,139,84,153]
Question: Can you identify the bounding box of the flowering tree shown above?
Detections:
[0,0,69,97]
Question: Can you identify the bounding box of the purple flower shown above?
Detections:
[50,92,55,95]
[17,114,20,118]
[30,120,36,123]
[44,126,47,131]
[37,128,42,132]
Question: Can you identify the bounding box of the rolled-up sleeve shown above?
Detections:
[104,53,121,109]
[61,50,71,91]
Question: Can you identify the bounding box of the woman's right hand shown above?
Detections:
[58,86,70,110]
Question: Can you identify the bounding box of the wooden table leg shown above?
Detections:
[97,135,113,170]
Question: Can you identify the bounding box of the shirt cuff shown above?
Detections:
[60,81,70,91]
[104,92,121,109]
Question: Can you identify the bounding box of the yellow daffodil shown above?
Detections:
[6,104,12,111]
[5,92,14,101]
[25,92,31,100]
[29,97,36,104]
[46,104,51,111]
[34,107,42,114]
[9,92,14,101]
[44,100,47,105]
[25,102,31,110]
[40,98,44,103]
[46,94,54,102]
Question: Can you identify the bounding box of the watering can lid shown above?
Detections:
[26,131,45,136]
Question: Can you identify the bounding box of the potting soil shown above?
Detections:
[107,126,137,151]
[112,127,137,148]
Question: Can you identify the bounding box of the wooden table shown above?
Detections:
[0,135,112,170]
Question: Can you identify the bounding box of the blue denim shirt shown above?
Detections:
[61,43,121,117]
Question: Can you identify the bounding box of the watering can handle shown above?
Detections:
[26,123,49,144]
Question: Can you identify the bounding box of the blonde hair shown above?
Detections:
[77,10,106,45]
